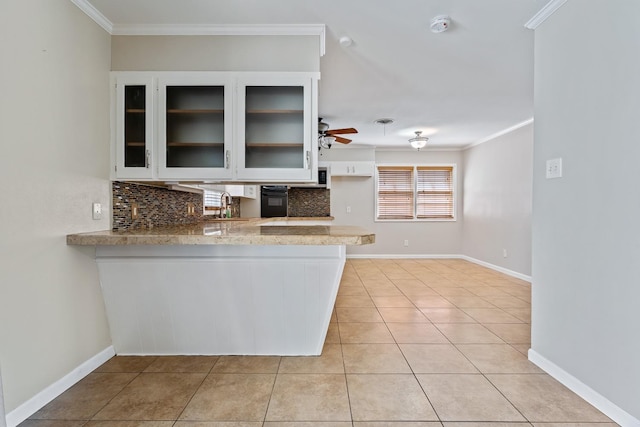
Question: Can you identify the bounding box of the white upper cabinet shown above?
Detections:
[329,161,375,177]
[236,73,317,182]
[112,73,155,179]
[111,71,318,183]
[224,184,257,199]
[157,73,233,180]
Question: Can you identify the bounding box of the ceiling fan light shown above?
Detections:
[320,135,336,149]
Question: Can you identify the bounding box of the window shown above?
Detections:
[376,167,414,219]
[203,189,224,214]
[416,167,455,219]
[376,165,455,221]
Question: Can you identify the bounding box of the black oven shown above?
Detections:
[261,186,288,217]
[318,168,327,186]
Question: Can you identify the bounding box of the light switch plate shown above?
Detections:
[546,158,563,179]
[92,202,102,220]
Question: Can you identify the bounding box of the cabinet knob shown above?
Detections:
[225,150,230,169]
[145,149,151,168]
[306,151,311,169]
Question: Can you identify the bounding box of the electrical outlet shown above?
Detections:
[131,202,139,219]
[187,202,195,216]
[404,239,409,247]
[346,206,351,214]
[92,202,102,220]
[503,248,508,258]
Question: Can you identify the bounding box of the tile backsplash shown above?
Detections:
[112,182,240,231]
[112,182,329,230]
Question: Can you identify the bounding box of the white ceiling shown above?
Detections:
[81,0,548,150]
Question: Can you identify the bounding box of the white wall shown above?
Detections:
[111,35,320,71]
[0,366,5,427]
[462,123,533,276]
[532,0,640,421]
[0,0,112,417]
[325,148,463,257]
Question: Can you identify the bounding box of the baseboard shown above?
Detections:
[459,255,531,282]
[347,253,461,260]
[346,253,531,282]
[6,346,115,427]
[528,349,640,427]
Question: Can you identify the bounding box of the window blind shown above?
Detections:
[376,165,455,220]
[377,167,414,219]
[203,190,224,208]
[417,166,454,219]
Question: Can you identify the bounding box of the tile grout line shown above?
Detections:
[172,356,222,424]
[391,260,444,424]
[85,357,157,423]
[364,259,530,424]
[261,356,283,425]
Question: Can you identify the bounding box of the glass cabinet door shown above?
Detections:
[244,86,304,169]
[114,75,154,179]
[112,72,317,182]
[236,74,317,182]
[158,76,233,180]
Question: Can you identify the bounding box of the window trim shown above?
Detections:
[374,163,457,222]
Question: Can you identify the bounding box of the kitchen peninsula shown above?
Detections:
[68,218,374,356]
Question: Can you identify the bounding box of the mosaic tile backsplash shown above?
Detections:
[112,182,240,231]
[287,188,331,217]
[112,182,202,230]
[112,182,329,230]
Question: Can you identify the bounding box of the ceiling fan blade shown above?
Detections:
[334,136,352,144]
[326,127,358,135]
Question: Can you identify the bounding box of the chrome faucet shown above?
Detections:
[220,192,232,218]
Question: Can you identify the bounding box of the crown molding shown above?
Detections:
[525,0,568,30]
[374,146,466,152]
[68,1,326,55]
[69,0,113,33]
[464,118,534,150]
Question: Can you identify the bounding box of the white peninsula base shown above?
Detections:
[95,244,345,356]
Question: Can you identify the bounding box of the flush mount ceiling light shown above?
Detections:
[409,131,429,150]
[430,15,451,33]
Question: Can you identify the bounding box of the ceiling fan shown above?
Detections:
[318,118,358,149]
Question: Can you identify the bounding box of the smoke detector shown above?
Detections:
[339,36,353,47]
[430,15,451,33]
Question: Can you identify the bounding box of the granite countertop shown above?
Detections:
[66,217,375,246]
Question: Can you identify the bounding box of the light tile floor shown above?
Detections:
[20,259,618,426]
